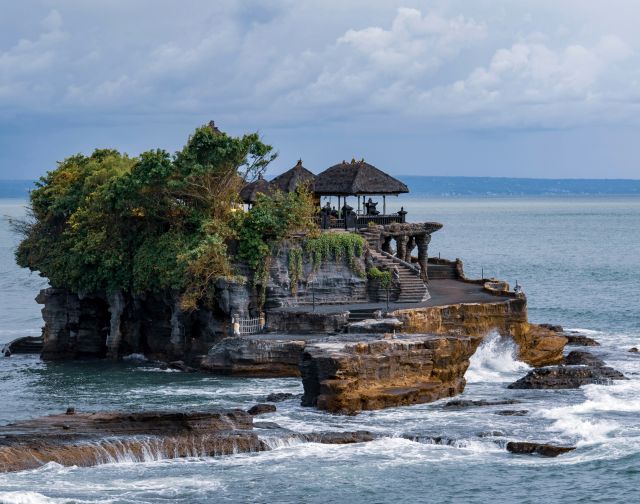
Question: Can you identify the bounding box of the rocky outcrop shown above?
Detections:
[564,350,605,367]
[0,409,379,473]
[36,278,254,362]
[200,336,307,377]
[508,365,626,389]
[0,409,261,473]
[300,333,481,414]
[506,442,575,457]
[565,334,600,346]
[247,404,277,415]
[391,299,566,367]
[443,399,521,409]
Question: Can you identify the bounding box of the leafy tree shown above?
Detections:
[14,123,278,311]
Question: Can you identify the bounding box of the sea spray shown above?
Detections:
[465,332,531,383]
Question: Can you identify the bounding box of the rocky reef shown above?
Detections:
[0,408,380,473]
[0,409,260,473]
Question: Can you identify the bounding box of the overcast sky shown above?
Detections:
[2,0,640,179]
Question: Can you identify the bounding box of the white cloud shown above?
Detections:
[0,2,639,130]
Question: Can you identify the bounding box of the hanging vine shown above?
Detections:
[288,247,304,295]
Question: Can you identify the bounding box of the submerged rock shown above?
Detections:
[300,431,376,444]
[247,404,277,415]
[495,410,528,416]
[506,441,575,457]
[508,365,626,389]
[629,347,639,353]
[443,399,521,409]
[565,334,600,347]
[0,409,262,473]
[265,392,296,403]
[168,360,197,373]
[564,350,605,367]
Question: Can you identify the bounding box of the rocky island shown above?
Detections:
[6,121,600,471]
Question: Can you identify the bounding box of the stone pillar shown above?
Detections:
[405,236,416,263]
[106,291,125,359]
[381,236,393,254]
[415,234,431,282]
[395,235,409,262]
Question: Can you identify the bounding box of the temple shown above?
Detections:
[240,157,439,299]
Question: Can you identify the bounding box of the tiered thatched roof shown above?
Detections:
[239,177,273,204]
[270,160,316,193]
[314,159,409,196]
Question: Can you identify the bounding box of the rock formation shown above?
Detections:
[390,299,567,367]
[506,442,575,457]
[508,365,626,389]
[201,336,307,377]
[300,333,481,414]
[0,409,380,473]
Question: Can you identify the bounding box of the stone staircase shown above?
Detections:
[369,249,429,303]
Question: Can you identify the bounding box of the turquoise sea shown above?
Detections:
[0,196,639,503]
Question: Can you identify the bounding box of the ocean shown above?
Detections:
[0,196,639,503]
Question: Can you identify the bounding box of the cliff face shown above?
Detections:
[264,242,367,310]
[36,277,253,361]
[300,334,481,414]
[391,298,567,367]
[36,240,369,361]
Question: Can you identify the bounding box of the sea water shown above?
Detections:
[0,196,639,503]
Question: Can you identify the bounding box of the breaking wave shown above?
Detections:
[465,332,530,383]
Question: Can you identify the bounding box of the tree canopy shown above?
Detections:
[14,123,316,310]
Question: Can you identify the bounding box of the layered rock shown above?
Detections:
[300,333,481,414]
[0,409,261,473]
[200,336,307,377]
[391,299,566,367]
[0,409,380,473]
[265,241,367,310]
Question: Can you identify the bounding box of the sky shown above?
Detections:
[1,0,639,180]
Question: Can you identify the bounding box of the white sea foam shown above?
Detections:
[122,353,147,361]
[541,381,640,446]
[565,328,602,335]
[465,332,530,383]
[0,492,59,504]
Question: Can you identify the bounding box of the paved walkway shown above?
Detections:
[273,279,513,314]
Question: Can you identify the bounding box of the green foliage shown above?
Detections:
[15,123,276,311]
[305,232,365,272]
[236,186,318,307]
[288,248,304,295]
[368,266,392,289]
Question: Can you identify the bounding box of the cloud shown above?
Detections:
[0,2,639,131]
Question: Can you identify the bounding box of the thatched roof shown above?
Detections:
[239,177,273,204]
[314,159,409,196]
[270,160,317,193]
